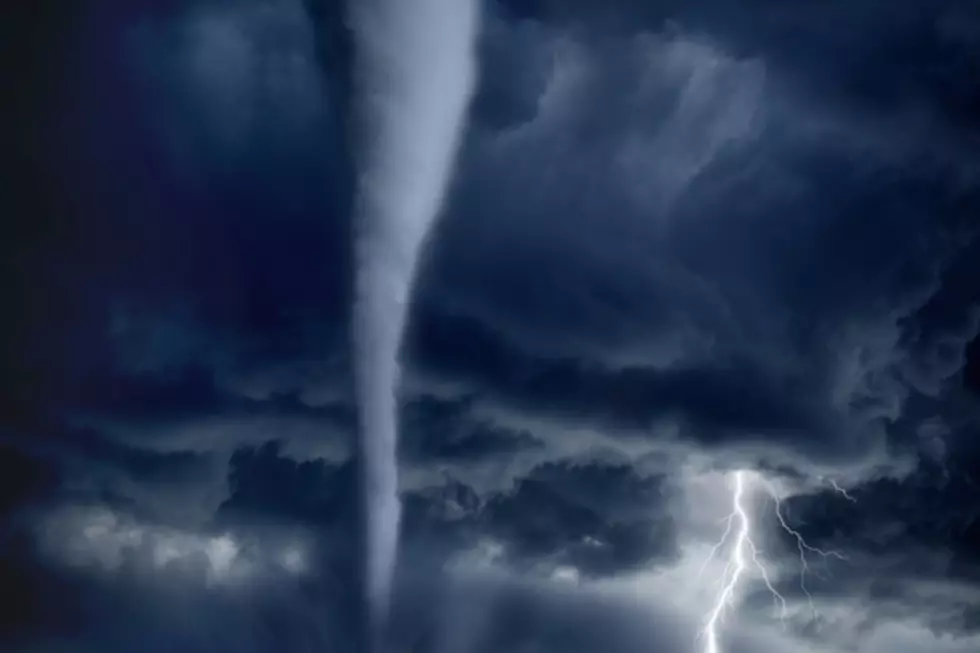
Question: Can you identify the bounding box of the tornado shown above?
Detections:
[346,1,479,651]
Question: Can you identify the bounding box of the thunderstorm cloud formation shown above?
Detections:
[3,2,980,653]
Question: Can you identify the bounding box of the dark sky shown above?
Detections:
[2,1,980,652]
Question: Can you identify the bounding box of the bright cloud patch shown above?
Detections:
[37,506,308,586]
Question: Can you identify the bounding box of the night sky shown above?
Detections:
[3,1,980,652]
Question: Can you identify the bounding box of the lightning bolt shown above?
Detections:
[697,470,849,653]
[829,479,857,503]
[759,476,848,621]
[697,471,785,653]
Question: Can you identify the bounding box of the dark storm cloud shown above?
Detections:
[3,521,701,653]
[492,0,980,130]
[2,0,353,429]
[3,1,980,652]
[412,310,824,450]
[482,461,677,575]
[398,3,980,478]
[218,440,356,529]
[77,363,354,438]
[220,442,676,579]
[0,441,353,652]
[400,395,545,463]
[5,0,975,476]
[779,455,980,587]
[0,419,223,535]
[0,436,686,651]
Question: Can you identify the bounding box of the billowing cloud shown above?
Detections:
[36,505,307,585]
[2,1,980,653]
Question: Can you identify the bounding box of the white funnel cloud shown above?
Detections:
[346,0,480,650]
